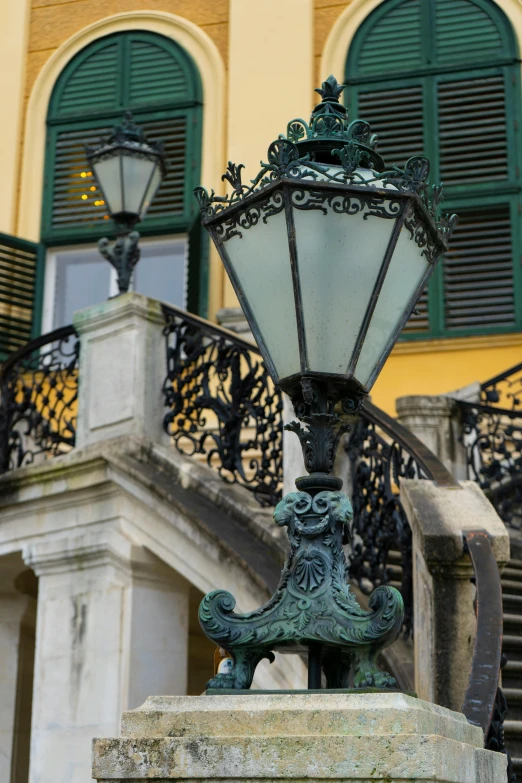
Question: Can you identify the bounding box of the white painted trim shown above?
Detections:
[321,0,522,85]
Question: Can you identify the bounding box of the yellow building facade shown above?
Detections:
[1,0,522,415]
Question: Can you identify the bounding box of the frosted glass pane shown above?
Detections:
[294,206,395,374]
[122,155,156,214]
[93,156,122,214]
[223,211,300,380]
[356,226,430,389]
[141,165,162,217]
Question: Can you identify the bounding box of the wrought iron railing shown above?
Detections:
[456,363,522,528]
[162,303,283,507]
[345,401,457,637]
[0,308,507,770]
[0,325,79,472]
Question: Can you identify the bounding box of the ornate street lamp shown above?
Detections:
[196,76,457,691]
[85,113,166,295]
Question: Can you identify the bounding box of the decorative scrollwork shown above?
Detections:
[345,414,429,637]
[289,188,404,221]
[456,365,522,530]
[194,75,453,248]
[200,488,403,691]
[0,327,79,472]
[162,304,283,507]
[214,190,285,241]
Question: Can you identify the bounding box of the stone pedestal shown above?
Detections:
[93,692,506,782]
[396,395,468,480]
[73,292,168,448]
[400,479,509,712]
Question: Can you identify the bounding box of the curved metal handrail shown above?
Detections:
[363,400,458,487]
[0,324,78,382]
[462,531,503,735]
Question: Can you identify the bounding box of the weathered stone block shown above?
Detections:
[92,692,507,782]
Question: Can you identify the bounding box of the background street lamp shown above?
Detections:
[196,75,458,691]
[85,112,166,295]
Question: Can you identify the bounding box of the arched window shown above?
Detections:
[41,31,204,330]
[346,0,520,338]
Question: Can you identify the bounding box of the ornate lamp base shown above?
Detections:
[199,473,404,691]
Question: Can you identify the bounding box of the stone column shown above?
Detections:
[401,479,510,712]
[73,292,169,448]
[93,692,507,782]
[24,528,189,783]
[0,590,35,782]
[396,395,468,480]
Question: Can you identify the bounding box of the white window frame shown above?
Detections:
[42,235,188,333]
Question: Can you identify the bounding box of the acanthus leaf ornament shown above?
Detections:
[193,75,453,257]
[199,489,404,691]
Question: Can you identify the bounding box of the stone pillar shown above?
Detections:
[24,529,189,783]
[0,591,35,781]
[93,692,506,782]
[401,479,510,712]
[396,395,468,480]
[73,292,169,448]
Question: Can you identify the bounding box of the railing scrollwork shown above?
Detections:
[0,325,79,472]
[161,304,283,507]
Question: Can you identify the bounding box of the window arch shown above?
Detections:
[346,0,521,338]
[41,31,205,320]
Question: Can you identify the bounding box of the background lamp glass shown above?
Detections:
[195,75,458,692]
[85,112,166,295]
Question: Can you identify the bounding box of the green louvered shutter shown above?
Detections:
[354,0,423,77]
[0,235,44,358]
[435,0,507,66]
[43,32,202,246]
[346,0,520,340]
[54,41,120,116]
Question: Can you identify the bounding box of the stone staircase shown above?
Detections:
[501,557,522,776]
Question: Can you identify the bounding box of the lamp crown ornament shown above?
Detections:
[195,76,458,692]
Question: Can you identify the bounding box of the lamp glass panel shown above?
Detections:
[293,202,396,374]
[121,153,157,215]
[141,164,162,218]
[355,223,430,389]
[92,155,123,214]
[221,209,300,380]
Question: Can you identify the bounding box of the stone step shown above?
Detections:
[503,689,522,720]
[512,756,522,773]
[503,593,522,610]
[504,688,522,701]
[504,720,522,734]
[504,614,522,629]
[508,559,522,570]
[501,635,522,654]
[501,579,522,592]
[505,660,522,675]
[503,567,522,582]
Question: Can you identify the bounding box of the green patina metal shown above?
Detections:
[199,374,404,691]
[197,77,438,691]
[200,478,404,691]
